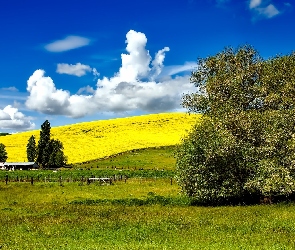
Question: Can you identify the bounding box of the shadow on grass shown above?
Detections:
[70,192,191,206]
[70,193,295,207]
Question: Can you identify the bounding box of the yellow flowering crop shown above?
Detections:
[0,112,200,164]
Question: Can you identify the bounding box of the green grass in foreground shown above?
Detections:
[1,181,295,249]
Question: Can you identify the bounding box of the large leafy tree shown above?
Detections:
[26,135,37,162]
[0,143,8,162]
[36,120,67,169]
[48,139,67,168]
[176,46,295,205]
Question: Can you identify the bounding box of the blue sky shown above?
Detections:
[0,0,294,133]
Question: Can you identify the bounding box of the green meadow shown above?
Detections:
[71,146,176,170]
[1,181,295,249]
[1,147,295,249]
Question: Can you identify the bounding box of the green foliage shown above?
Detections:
[37,120,51,167]
[0,132,10,136]
[0,143,8,162]
[36,120,67,168]
[47,139,68,168]
[176,118,256,205]
[26,135,37,162]
[177,45,295,204]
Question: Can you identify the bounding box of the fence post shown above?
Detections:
[5,174,8,185]
[31,177,34,185]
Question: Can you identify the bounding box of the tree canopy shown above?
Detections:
[33,120,67,169]
[0,143,8,162]
[176,45,295,205]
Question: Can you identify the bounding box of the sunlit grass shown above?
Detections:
[72,146,176,170]
[0,113,200,164]
[1,181,295,249]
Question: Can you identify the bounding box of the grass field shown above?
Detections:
[1,113,295,249]
[72,146,176,170]
[1,181,295,249]
[0,146,177,182]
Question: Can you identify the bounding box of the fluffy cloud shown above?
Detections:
[0,105,35,131]
[26,30,196,118]
[44,36,91,52]
[151,47,170,80]
[256,4,280,18]
[77,85,95,95]
[249,0,280,18]
[56,63,99,77]
[249,0,261,9]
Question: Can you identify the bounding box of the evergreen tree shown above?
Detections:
[36,120,67,169]
[26,135,37,162]
[0,143,8,162]
[37,120,51,168]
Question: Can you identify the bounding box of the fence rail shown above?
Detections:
[1,174,175,186]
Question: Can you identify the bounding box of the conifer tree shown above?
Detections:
[36,120,67,169]
[26,135,37,162]
[37,120,51,168]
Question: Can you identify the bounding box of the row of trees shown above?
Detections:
[0,120,67,169]
[27,120,67,169]
[176,45,295,205]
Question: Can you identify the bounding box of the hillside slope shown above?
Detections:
[0,113,200,164]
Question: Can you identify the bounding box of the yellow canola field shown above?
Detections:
[0,113,200,164]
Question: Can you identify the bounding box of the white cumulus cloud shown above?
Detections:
[77,85,95,95]
[151,47,170,80]
[44,36,91,52]
[26,30,196,118]
[256,4,280,18]
[0,105,35,131]
[56,63,98,77]
[249,0,280,19]
[249,0,262,9]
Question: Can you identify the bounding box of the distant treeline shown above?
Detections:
[0,133,10,136]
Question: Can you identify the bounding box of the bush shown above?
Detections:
[176,46,295,205]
